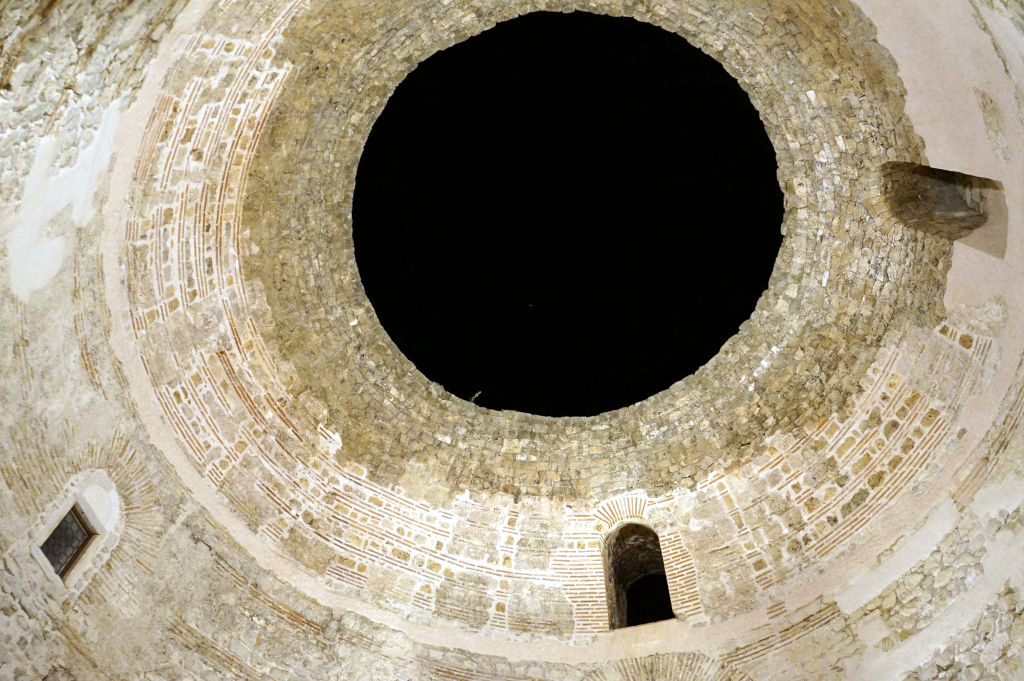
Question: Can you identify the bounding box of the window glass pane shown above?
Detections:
[41,508,92,577]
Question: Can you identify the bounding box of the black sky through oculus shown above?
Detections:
[353,10,784,417]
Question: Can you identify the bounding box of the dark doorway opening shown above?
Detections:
[626,572,675,627]
[605,523,674,629]
[353,10,784,417]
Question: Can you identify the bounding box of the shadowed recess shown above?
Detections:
[605,523,674,629]
[353,10,784,416]
[626,573,675,627]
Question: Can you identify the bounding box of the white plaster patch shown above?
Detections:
[80,481,120,530]
[969,473,1024,520]
[319,424,344,456]
[688,515,713,532]
[977,5,1024,101]
[81,483,112,526]
[834,498,959,613]
[857,611,894,647]
[4,99,121,303]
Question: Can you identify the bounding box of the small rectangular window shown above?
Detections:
[40,506,95,578]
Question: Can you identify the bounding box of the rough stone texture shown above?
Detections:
[605,523,667,629]
[881,163,993,241]
[857,516,987,646]
[1,0,1024,679]
[243,0,948,504]
[900,584,1024,681]
[0,0,188,207]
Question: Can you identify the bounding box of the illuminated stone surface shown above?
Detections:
[1,0,1023,679]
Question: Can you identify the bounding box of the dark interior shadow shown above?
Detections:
[604,523,675,629]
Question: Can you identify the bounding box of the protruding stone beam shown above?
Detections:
[881,162,1002,241]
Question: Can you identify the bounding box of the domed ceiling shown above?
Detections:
[1,0,1023,679]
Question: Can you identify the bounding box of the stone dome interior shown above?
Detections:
[1,1,1023,680]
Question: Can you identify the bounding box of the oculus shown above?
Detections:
[354,11,783,416]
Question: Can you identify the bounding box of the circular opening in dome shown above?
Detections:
[353,11,783,417]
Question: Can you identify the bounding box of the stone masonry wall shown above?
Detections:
[1,0,1023,679]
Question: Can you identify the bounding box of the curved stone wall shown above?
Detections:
[242,0,947,502]
[1,0,1024,679]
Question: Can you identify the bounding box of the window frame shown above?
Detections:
[30,470,122,593]
[40,504,98,580]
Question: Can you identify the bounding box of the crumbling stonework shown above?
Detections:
[900,585,1024,681]
[0,0,189,207]
[1,0,1023,679]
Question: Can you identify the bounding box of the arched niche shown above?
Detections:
[604,523,675,629]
